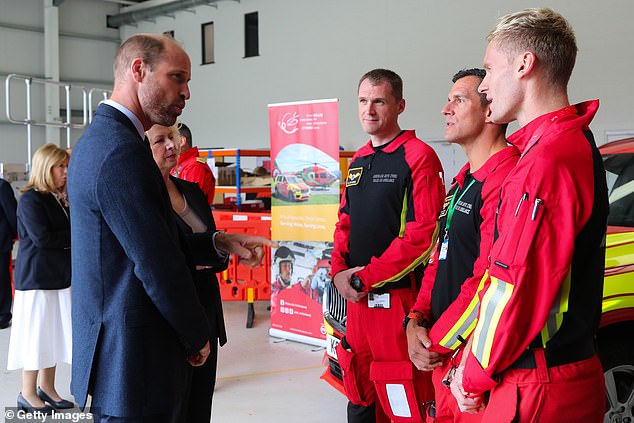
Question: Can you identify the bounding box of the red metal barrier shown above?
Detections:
[213,211,272,301]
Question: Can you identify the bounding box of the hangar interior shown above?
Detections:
[1,1,633,421]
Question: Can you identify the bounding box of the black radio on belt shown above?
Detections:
[350,274,363,292]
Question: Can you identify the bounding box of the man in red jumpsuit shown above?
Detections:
[455,8,608,422]
[332,68,445,423]
[171,122,216,206]
[405,69,518,422]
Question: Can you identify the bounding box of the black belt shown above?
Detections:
[510,338,596,369]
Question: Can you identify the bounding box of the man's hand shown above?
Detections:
[450,365,485,414]
[333,266,366,303]
[215,232,279,268]
[187,340,210,367]
[406,320,443,371]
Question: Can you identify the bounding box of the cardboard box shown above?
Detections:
[216,164,237,186]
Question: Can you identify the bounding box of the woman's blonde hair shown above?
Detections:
[23,143,70,193]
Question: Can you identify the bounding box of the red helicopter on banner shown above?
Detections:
[295,162,339,189]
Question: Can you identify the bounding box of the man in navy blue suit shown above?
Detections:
[0,177,17,329]
[68,34,271,423]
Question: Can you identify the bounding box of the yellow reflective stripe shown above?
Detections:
[371,222,440,289]
[399,188,408,238]
[472,276,513,369]
[438,270,489,350]
[540,270,571,346]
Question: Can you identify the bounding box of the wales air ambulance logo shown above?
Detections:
[346,167,363,187]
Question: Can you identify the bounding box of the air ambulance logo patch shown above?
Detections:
[346,167,363,187]
[439,194,452,218]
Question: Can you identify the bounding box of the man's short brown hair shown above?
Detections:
[113,34,171,81]
[358,68,403,101]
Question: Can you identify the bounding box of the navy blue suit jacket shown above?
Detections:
[14,189,70,290]
[0,178,17,253]
[68,104,208,417]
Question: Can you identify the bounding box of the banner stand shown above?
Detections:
[269,329,326,348]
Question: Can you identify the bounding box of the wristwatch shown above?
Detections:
[402,311,427,331]
[350,274,364,292]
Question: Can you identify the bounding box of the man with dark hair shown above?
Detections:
[405,68,518,422]
[172,122,216,206]
[0,177,17,329]
[332,68,444,422]
[457,8,608,422]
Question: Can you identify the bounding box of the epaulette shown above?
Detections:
[196,157,207,164]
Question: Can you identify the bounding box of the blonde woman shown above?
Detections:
[7,143,73,413]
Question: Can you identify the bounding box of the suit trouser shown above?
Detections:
[0,252,12,322]
[183,268,222,423]
[338,286,434,423]
[184,341,218,423]
[481,352,604,423]
[427,358,483,423]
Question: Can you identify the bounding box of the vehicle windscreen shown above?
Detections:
[604,152,634,227]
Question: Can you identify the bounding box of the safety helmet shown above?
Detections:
[274,246,295,277]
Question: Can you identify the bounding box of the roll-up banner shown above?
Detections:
[268,99,339,346]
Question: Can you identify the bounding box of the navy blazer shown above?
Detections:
[68,103,209,417]
[172,176,229,345]
[0,178,17,253]
[14,189,70,290]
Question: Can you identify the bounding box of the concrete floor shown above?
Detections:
[0,300,347,422]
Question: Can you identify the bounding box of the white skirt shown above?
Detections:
[7,287,72,371]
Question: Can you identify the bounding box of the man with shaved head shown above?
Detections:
[69,34,270,423]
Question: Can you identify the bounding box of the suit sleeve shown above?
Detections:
[96,145,208,354]
[178,180,228,270]
[183,232,229,270]
[463,160,587,393]
[17,192,70,249]
[0,181,17,238]
[356,147,445,290]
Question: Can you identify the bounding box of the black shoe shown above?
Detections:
[0,318,11,329]
[17,393,54,414]
[36,387,74,409]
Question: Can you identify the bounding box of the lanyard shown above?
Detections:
[445,179,476,232]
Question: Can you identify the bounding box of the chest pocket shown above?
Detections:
[492,189,558,269]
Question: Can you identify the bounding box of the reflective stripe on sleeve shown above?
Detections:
[437,270,489,350]
[540,270,571,346]
[371,222,440,289]
[472,276,514,368]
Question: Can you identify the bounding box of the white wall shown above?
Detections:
[2,0,634,180]
[117,0,634,153]
[0,0,119,164]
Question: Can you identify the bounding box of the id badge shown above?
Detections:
[439,238,449,260]
[367,292,390,309]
